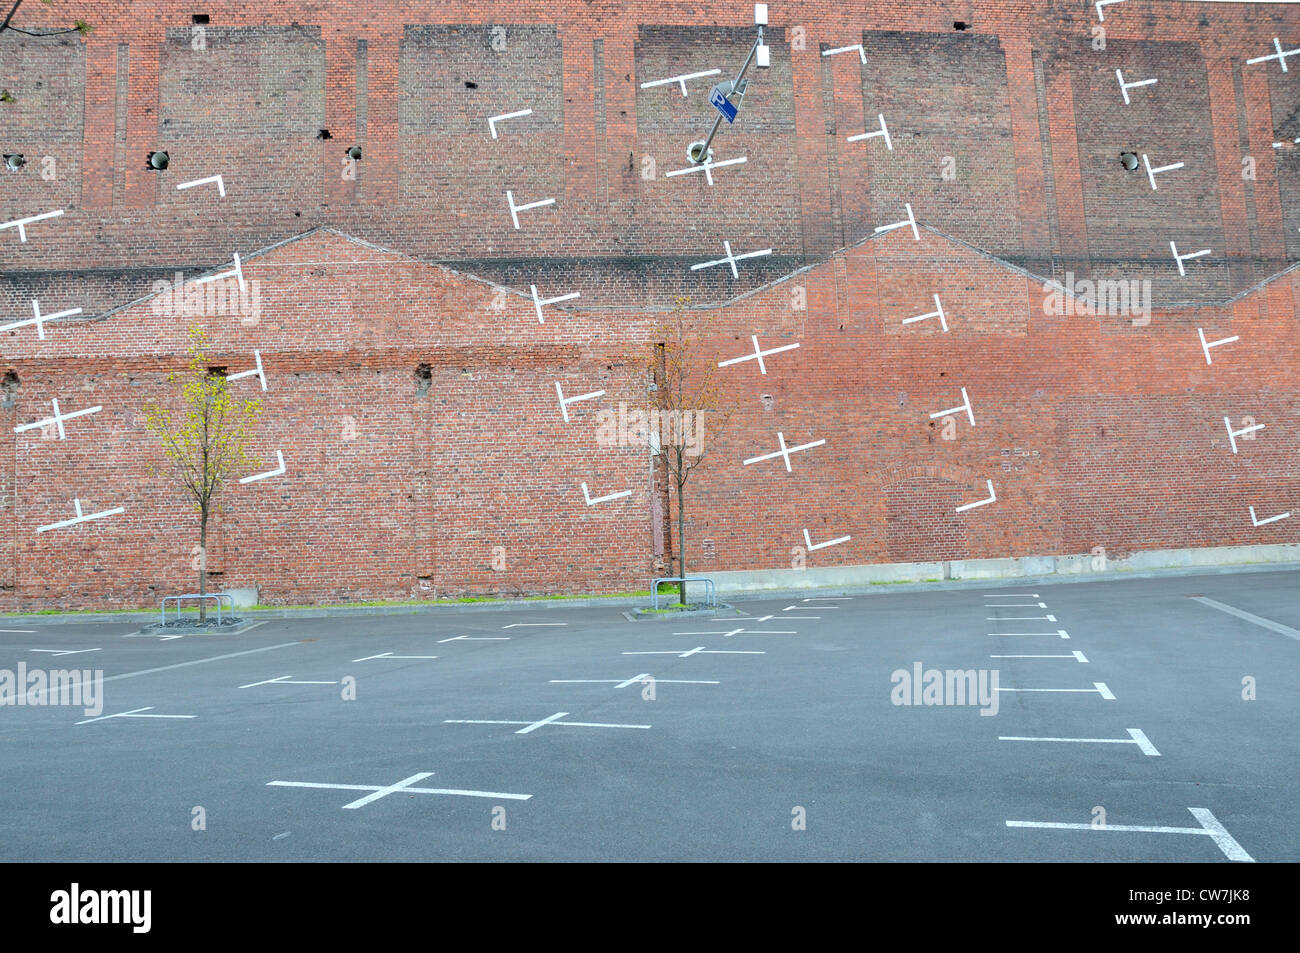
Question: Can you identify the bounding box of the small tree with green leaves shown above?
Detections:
[642,300,737,606]
[142,328,262,622]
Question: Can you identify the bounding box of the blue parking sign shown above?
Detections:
[709,85,738,123]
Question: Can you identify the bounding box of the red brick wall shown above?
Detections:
[0,1,1298,608]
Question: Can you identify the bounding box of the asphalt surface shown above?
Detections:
[1,569,1296,861]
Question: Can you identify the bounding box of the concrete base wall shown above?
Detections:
[707,544,1300,593]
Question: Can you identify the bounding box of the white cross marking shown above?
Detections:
[665,155,748,186]
[717,335,800,375]
[803,528,851,551]
[1246,37,1300,73]
[690,240,773,279]
[1142,153,1184,191]
[268,772,532,808]
[30,648,101,656]
[1,298,82,340]
[444,711,651,734]
[581,482,632,505]
[14,399,103,439]
[36,498,124,534]
[76,706,195,725]
[743,431,825,472]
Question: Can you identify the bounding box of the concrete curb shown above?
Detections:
[4,557,1298,627]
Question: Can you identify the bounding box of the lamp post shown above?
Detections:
[687,4,771,165]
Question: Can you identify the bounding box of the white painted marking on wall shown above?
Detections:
[1094,0,1125,21]
[822,43,866,64]
[874,202,919,241]
[1223,416,1264,454]
[14,399,102,439]
[1116,68,1158,105]
[555,382,605,422]
[581,482,632,505]
[176,174,226,197]
[35,498,124,534]
[639,69,721,96]
[1246,37,1300,72]
[803,528,851,551]
[902,294,948,332]
[956,479,997,513]
[1170,240,1211,277]
[488,108,534,139]
[506,190,556,229]
[928,386,974,426]
[226,350,267,391]
[847,113,892,150]
[0,299,82,340]
[1197,327,1239,365]
[1249,505,1291,527]
[531,284,581,324]
[717,335,800,375]
[690,240,773,278]
[1142,153,1184,191]
[742,431,825,472]
[195,251,246,293]
[0,208,62,243]
[665,155,747,185]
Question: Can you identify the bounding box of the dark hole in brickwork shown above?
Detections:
[415,363,432,396]
[317,128,332,140]
[206,366,227,378]
[1,371,18,410]
[953,21,970,31]
[464,80,478,89]
[192,14,210,24]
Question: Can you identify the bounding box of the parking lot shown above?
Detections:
[1,569,1296,862]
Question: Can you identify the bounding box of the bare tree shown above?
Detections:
[0,1,91,38]
[643,300,736,606]
[142,328,262,623]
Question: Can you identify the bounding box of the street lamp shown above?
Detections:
[686,4,770,165]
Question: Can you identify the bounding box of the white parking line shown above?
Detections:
[989,629,1070,639]
[622,647,764,658]
[549,675,720,688]
[22,642,301,703]
[984,602,1047,608]
[502,623,567,629]
[444,712,651,734]
[990,650,1088,662]
[76,706,196,725]
[1007,808,1253,862]
[239,675,338,689]
[998,681,1114,699]
[437,635,511,643]
[268,772,532,808]
[988,615,1057,621]
[352,653,438,662]
[1190,596,1300,643]
[999,728,1159,756]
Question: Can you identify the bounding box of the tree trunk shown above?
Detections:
[676,477,686,606]
[198,505,207,623]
